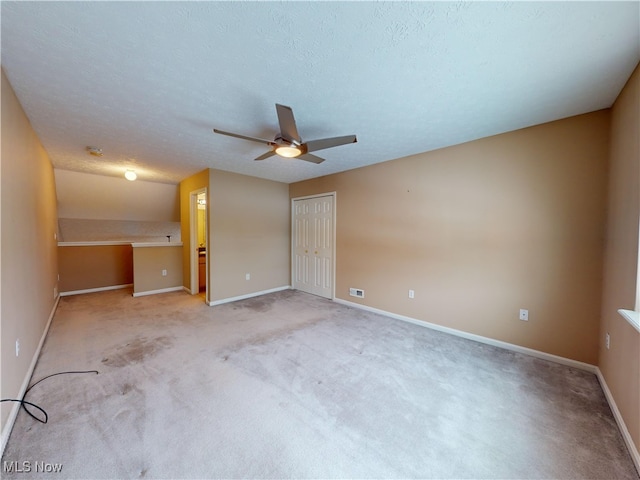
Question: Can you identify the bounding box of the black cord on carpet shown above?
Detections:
[0,370,99,424]
[0,399,49,423]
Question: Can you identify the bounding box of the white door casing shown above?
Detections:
[189,188,207,300]
[292,194,335,299]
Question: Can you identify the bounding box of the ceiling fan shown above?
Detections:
[213,104,357,164]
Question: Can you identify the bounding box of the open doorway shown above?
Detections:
[190,188,207,301]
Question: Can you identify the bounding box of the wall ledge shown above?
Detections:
[618,309,640,333]
[131,242,183,247]
[58,241,132,246]
[59,241,183,247]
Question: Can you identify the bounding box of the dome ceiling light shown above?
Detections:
[86,146,103,157]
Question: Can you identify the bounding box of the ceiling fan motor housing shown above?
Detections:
[274,135,301,147]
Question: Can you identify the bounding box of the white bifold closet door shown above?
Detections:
[292,195,334,299]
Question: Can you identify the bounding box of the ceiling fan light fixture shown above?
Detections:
[275,145,302,158]
[124,169,137,181]
[214,104,356,164]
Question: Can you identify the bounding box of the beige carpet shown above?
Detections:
[2,288,638,479]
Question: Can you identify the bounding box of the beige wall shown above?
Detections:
[179,168,290,302]
[58,245,133,293]
[209,169,290,302]
[1,70,59,432]
[56,169,180,222]
[599,64,640,454]
[132,246,183,295]
[291,110,610,365]
[179,169,209,291]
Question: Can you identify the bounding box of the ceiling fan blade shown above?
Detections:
[213,129,273,146]
[275,104,301,143]
[304,135,357,153]
[298,153,325,164]
[255,150,276,161]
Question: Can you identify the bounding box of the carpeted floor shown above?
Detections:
[2,289,638,479]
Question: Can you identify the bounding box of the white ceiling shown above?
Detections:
[2,1,639,185]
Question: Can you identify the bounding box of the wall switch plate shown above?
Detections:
[246,273,251,280]
[16,339,20,357]
[605,332,610,350]
[519,309,529,321]
[408,289,415,299]
[162,269,167,276]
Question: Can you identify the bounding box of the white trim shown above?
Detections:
[189,188,207,301]
[58,241,132,246]
[618,309,640,333]
[596,368,640,475]
[291,192,337,202]
[333,297,597,373]
[132,286,184,297]
[1,295,59,457]
[333,298,640,474]
[58,242,183,247]
[208,286,291,306]
[131,242,183,248]
[59,283,132,297]
[291,192,337,300]
[636,219,640,313]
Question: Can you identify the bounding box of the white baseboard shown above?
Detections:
[596,368,640,475]
[1,295,60,457]
[60,283,132,296]
[132,286,184,297]
[333,298,597,373]
[334,297,640,473]
[208,285,291,306]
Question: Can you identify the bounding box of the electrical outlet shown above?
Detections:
[162,269,167,276]
[519,309,529,321]
[605,332,610,350]
[16,339,20,357]
[53,286,58,299]
[408,289,415,299]
[246,273,251,281]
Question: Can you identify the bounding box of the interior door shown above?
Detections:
[293,195,334,298]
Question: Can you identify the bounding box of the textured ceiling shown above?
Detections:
[2,1,639,185]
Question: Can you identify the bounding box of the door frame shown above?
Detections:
[189,187,208,301]
[291,192,337,299]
